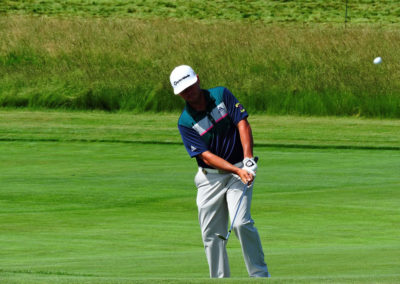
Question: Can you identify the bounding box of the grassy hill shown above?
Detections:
[1,0,400,24]
[1,1,400,116]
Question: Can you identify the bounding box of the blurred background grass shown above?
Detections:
[2,0,400,23]
[0,1,399,116]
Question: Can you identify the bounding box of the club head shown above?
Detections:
[216,234,227,241]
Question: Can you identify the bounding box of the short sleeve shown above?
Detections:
[223,88,248,125]
[178,124,208,158]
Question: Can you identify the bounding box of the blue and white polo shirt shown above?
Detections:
[178,87,248,169]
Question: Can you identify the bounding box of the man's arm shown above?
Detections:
[199,151,254,184]
[199,118,255,185]
[237,118,253,159]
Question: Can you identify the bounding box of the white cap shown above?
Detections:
[170,65,198,95]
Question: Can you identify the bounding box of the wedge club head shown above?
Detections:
[216,233,228,241]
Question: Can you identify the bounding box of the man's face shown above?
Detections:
[179,80,201,103]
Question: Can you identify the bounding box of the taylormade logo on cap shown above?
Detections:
[174,74,190,86]
[170,65,198,95]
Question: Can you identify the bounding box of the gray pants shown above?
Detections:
[195,168,270,278]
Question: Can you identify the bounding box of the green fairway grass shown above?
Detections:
[1,110,400,149]
[1,111,399,283]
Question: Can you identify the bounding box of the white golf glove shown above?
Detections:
[243,157,257,177]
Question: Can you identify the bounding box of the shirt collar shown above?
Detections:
[185,90,215,118]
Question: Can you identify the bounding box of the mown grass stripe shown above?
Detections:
[0,269,96,277]
[1,137,400,151]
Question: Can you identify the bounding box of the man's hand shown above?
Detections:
[237,168,254,185]
[243,157,257,176]
[238,157,258,185]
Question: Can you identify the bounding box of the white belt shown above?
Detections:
[199,161,243,175]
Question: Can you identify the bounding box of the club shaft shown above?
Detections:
[221,156,258,241]
[225,182,248,240]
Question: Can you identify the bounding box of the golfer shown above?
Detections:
[170,65,270,278]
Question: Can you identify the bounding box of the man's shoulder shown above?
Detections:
[207,86,226,100]
[178,107,193,128]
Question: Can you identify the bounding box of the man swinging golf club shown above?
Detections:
[170,65,270,278]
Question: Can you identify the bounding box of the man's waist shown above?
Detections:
[199,161,243,174]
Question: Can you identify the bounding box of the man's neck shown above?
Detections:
[188,90,207,112]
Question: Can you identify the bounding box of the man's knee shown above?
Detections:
[233,219,255,233]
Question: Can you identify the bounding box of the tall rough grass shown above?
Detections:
[2,0,400,24]
[1,16,400,117]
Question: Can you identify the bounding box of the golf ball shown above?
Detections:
[373,57,382,64]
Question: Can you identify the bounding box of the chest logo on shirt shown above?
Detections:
[192,102,228,136]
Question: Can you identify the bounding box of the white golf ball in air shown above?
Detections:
[373,57,382,64]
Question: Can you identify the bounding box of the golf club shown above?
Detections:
[217,156,258,242]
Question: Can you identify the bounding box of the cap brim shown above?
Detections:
[174,76,198,95]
